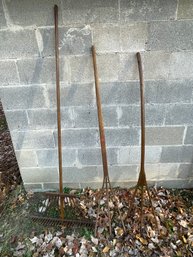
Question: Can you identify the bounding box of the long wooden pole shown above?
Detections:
[136,52,147,187]
[91,45,109,181]
[54,5,64,219]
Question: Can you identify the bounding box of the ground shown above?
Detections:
[0,184,193,257]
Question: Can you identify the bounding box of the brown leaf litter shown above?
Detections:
[0,186,193,257]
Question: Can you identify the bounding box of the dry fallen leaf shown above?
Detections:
[148,242,155,250]
[170,242,177,250]
[179,220,188,228]
[30,237,39,244]
[91,236,98,245]
[136,234,148,245]
[102,246,110,253]
[115,227,124,237]
[92,246,98,252]
[113,239,116,246]
[182,235,187,244]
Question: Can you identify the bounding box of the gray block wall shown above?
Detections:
[0,0,193,190]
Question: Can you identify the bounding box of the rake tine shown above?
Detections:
[140,186,144,229]
[117,201,126,232]
[146,186,159,230]
[106,186,112,235]
[128,186,138,214]
[94,189,103,236]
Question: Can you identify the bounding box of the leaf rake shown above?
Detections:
[29,6,94,228]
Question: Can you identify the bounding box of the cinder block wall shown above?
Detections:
[0,0,193,190]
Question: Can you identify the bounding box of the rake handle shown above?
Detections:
[137,52,145,170]
[136,52,147,185]
[91,45,109,178]
[54,5,64,219]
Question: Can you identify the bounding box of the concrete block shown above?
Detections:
[54,129,98,148]
[0,1,6,28]
[62,166,100,183]
[43,179,193,188]
[68,181,137,189]
[101,82,140,105]
[148,21,193,51]
[119,105,140,127]
[165,104,193,125]
[27,108,74,129]
[120,52,172,80]
[15,150,38,167]
[78,148,118,165]
[146,126,185,145]
[92,25,120,52]
[120,23,148,51]
[169,52,193,79]
[120,0,177,22]
[20,167,58,183]
[73,107,98,128]
[154,179,193,189]
[145,105,165,126]
[39,26,92,57]
[42,183,58,191]
[24,183,43,191]
[73,106,118,128]
[177,0,193,19]
[118,146,162,164]
[4,110,28,130]
[119,105,165,127]
[145,163,178,180]
[0,85,47,110]
[17,57,69,84]
[42,182,102,190]
[178,164,193,179]
[111,181,137,188]
[145,80,193,104]
[119,54,139,81]
[36,149,76,167]
[105,128,139,146]
[0,29,38,59]
[109,165,138,181]
[161,146,193,163]
[184,126,193,144]
[70,54,119,83]
[143,52,171,80]
[43,179,193,190]
[70,55,93,83]
[48,84,95,108]
[62,0,118,25]
[11,130,55,150]
[0,61,19,85]
[5,0,62,26]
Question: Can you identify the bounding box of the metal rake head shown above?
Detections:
[29,192,95,228]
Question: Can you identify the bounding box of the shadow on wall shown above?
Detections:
[15,24,54,160]
[0,101,21,188]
